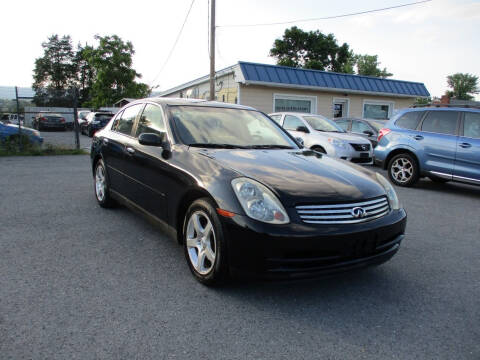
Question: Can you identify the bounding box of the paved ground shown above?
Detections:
[0,155,479,359]
[40,129,92,151]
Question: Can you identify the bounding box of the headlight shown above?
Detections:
[231,178,289,224]
[32,130,40,137]
[327,138,347,148]
[376,173,400,210]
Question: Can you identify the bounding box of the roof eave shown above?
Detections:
[242,80,429,98]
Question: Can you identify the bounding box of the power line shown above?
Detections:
[150,0,196,87]
[217,0,432,28]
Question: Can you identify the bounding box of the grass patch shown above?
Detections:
[0,136,88,156]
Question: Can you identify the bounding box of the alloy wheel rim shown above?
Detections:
[186,211,216,275]
[391,157,413,183]
[95,165,106,201]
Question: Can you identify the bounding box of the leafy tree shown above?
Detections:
[446,73,479,100]
[355,54,392,78]
[85,35,149,108]
[414,96,431,105]
[32,35,77,106]
[269,26,353,72]
[75,43,96,105]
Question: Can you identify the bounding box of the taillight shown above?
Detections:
[60,118,65,123]
[377,128,391,142]
[40,117,47,122]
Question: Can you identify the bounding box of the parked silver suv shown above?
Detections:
[270,112,374,164]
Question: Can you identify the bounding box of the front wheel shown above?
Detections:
[94,159,116,208]
[387,153,419,187]
[183,198,229,286]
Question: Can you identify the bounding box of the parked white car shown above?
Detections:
[269,112,374,165]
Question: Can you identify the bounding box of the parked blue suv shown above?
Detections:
[374,106,480,187]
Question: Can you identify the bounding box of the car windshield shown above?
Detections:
[303,115,344,132]
[170,106,297,149]
[368,120,385,131]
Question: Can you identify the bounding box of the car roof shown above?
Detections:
[269,112,313,116]
[129,97,256,111]
[401,106,480,113]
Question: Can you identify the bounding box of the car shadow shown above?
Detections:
[411,178,480,198]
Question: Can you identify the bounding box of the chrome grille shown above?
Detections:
[296,197,390,224]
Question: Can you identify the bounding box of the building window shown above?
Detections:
[274,94,316,114]
[363,101,394,120]
[222,94,225,102]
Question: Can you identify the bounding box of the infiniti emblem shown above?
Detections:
[362,145,367,150]
[351,207,366,218]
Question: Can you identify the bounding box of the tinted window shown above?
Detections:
[421,111,458,135]
[352,120,371,133]
[335,119,350,131]
[304,116,343,132]
[395,111,422,130]
[269,115,282,124]
[111,111,123,130]
[135,104,165,137]
[283,115,305,131]
[113,104,143,136]
[463,112,480,139]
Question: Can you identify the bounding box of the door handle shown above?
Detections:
[459,142,472,148]
[413,135,424,140]
[126,146,135,155]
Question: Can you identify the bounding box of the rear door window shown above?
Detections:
[463,112,480,139]
[421,111,459,135]
[395,111,423,130]
[269,114,282,124]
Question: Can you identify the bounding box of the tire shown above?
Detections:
[94,159,116,208]
[183,198,229,286]
[387,153,419,187]
[428,175,449,183]
[311,146,326,154]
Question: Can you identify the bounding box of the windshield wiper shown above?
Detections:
[188,143,248,149]
[245,144,294,149]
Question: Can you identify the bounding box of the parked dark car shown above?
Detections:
[91,98,406,285]
[333,117,387,148]
[32,112,67,131]
[82,112,114,137]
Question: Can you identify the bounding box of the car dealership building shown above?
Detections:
[160,61,430,120]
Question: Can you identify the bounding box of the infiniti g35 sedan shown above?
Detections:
[91,98,406,285]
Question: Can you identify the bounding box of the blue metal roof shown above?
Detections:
[238,62,430,97]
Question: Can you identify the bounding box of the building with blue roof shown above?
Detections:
[160,61,430,120]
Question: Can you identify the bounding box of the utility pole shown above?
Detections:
[209,0,215,101]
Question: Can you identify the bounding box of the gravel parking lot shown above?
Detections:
[41,130,92,151]
[0,155,479,359]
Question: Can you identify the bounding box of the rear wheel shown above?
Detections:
[183,198,229,286]
[387,153,419,187]
[94,159,116,208]
[311,145,326,154]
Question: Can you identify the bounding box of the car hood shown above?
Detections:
[195,148,386,207]
[314,131,370,143]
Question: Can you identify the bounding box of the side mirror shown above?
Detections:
[138,132,165,147]
[296,125,310,133]
[295,137,304,148]
[363,130,374,136]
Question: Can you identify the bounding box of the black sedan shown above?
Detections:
[333,117,387,147]
[91,98,406,285]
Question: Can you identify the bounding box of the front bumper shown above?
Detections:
[222,208,406,279]
[331,147,374,165]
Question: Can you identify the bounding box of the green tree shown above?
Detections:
[85,35,149,108]
[32,34,77,106]
[269,26,354,72]
[446,73,479,100]
[355,54,392,78]
[74,43,96,105]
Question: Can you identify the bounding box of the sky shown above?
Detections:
[1,0,479,99]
